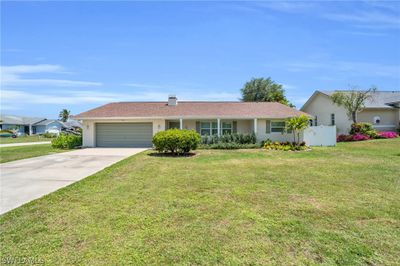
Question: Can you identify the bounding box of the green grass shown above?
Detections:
[1,139,399,265]
[0,144,66,163]
[0,135,53,144]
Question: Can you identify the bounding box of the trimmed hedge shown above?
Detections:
[51,134,82,149]
[152,129,201,154]
[199,143,259,150]
[201,133,257,145]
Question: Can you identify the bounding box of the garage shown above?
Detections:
[96,123,153,147]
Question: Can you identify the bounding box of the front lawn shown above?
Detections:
[1,139,399,265]
[0,135,53,144]
[0,144,66,163]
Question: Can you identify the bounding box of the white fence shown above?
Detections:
[303,125,336,146]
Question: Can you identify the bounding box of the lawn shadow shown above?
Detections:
[148,152,197,158]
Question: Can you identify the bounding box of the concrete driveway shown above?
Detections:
[0,148,147,214]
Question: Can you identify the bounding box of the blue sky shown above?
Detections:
[1,1,399,118]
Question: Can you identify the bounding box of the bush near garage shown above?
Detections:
[152,129,201,155]
[51,134,82,149]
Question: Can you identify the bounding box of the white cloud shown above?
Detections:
[1,88,241,112]
[0,64,102,87]
[122,83,168,89]
[1,64,63,74]
[284,61,400,78]
[323,10,400,29]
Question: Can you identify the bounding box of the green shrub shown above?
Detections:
[350,123,378,138]
[199,143,259,150]
[41,132,58,138]
[263,140,307,151]
[0,129,14,134]
[51,134,82,149]
[201,132,256,145]
[152,129,201,154]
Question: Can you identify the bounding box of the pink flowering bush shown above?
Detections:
[377,131,398,139]
[337,134,353,142]
[352,133,370,141]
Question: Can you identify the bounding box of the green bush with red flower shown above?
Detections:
[337,122,398,142]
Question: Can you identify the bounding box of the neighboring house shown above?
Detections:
[0,115,46,135]
[33,119,65,134]
[63,119,83,132]
[301,90,400,135]
[75,96,310,148]
[0,115,82,135]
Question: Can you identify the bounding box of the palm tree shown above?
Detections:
[59,109,70,122]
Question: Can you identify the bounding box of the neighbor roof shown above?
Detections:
[320,90,400,108]
[0,115,46,125]
[301,90,400,110]
[33,119,63,126]
[75,101,309,119]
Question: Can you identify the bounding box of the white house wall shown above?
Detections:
[302,93,351,134]
[357,109,398,131]
[302,92,400,134]
[256,119,298,143]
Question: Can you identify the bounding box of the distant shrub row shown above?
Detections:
[201,133,257,145]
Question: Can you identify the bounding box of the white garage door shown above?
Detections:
[96,123,153,147]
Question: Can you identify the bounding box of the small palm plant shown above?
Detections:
[59,109,71,122]
[285,115,310,145]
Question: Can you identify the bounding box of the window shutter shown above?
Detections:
[233,121,237,133]
[196,121,200,133]
[266,120,271,133]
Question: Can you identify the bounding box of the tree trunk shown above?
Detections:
[293,131,296,144]
[352,112,357,123]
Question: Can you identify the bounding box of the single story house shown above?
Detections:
[0,115,82,135]
[33,119,66,134]
[0,115,46,135]
[75,96,310,148]
[301,91,400,135]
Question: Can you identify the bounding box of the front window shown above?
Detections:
[331,114,335,126]
[271,121,286,133]
[200,122,218,136]
[169,121,180,129]
[221,122,232,134]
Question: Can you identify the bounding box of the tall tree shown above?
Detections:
[240,77,294,107]
[331,87,376,123]
[59,109,70,122]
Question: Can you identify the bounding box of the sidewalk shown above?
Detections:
[0,141,51,148]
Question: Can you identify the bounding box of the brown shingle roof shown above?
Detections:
[75,101,310,119]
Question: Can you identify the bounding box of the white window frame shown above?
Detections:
[331,114,335,126]
[270,120,286,134]
[221,121,233,135]
[168,121,180,129]
[200,121,218,136]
